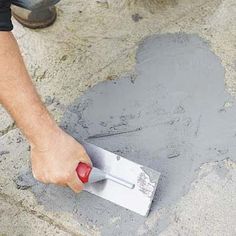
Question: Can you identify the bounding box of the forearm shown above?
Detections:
[0,32,58,148]
[0,32,91,192]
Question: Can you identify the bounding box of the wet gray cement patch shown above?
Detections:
[16,33,236,235]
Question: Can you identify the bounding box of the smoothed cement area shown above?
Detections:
[16,33,236,235]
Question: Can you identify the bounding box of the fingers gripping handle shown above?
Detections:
[76,162,92,183]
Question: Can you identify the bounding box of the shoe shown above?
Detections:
[12,5,57,29]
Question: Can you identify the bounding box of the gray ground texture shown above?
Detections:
[0,0,236,235]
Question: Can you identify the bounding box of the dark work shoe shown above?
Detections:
[12,5,57,29]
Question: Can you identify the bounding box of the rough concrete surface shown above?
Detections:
[0,195,70,236]
[0,0,236,235]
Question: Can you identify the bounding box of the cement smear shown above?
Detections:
[17,33,236,235]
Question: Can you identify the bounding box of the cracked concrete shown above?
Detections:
[0,0,236,235]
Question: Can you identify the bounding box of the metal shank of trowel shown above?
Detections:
[76,162,135,189]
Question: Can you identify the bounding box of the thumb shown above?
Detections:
[78,150,93,167]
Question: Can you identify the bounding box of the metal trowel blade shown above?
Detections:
[82,142,161,216]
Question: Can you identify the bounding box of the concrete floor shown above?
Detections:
[0,0,236,235]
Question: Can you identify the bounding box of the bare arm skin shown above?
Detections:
[0,32,91,192]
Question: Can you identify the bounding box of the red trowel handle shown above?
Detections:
[76,162,135,189]
[76,162,92,183]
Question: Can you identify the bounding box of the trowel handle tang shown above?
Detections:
[76,162,92,183]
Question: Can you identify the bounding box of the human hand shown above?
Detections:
[30,127,92,192]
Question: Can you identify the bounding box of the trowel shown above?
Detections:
[76,142,161,216]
